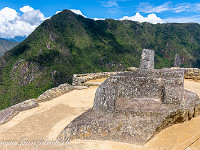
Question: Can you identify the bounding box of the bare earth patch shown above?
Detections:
[0,79,200,150]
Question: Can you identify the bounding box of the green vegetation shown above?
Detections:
[0,9,200,109]
[0,38,19,57]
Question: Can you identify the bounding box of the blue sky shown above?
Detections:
[1,0,200,39]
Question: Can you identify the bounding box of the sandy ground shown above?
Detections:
[0,79,199,150]
[86,78,106,82]
[184,79,200,96]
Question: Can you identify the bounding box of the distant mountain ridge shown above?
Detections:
[0,9,200,109]
[7,36,26,42]
[0,38,19,57]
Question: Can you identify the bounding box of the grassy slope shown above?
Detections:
[0,9,200,109]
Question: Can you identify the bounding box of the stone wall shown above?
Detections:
[184,68,200,80]
[73,67,200,87]
[36,83,74,102]
[131,67,200,81]
[93,69,185,112]
[72,72,122,86]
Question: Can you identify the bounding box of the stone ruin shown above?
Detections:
[174,54,182,67]
[58,49,200,145]
[139,49,154,70]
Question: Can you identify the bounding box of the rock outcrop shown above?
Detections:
[58,49,200,145]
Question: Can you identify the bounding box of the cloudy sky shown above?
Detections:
[1,0,200,39]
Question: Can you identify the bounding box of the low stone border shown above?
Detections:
[36,83,74,102]
[72,72,123,86]
[0,99,38,125]
[0,83,88,125]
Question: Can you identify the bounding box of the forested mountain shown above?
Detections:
[0,38,19,57]
[0,9,200,109]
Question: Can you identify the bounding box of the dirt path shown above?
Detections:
[0,87,98,150]
[86,78,107,82]
[184,79,200,96]
[0,79,199,150]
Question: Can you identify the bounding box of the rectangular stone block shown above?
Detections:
[139,49,154,70]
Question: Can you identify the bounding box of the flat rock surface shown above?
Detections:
[0,80,199,149]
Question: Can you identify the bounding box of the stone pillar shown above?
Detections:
[139,49,154,70]
[174,54,181,67]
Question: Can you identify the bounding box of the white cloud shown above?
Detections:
[56,11,61,14]
[173,3,191,13]
[191,3,200,13]
[120,13,164,24]
[138,2,171,13]
[163,15,200,23]
[93,18,105,21]
[149,3,170,13]
[173,3,200,13]
[0,6,46,39]
[70,9,87,17]
[20,5,34,13]
[138,2,200,14]
[0,7,18,21]
[21,9,45,25]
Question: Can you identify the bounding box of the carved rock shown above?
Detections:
[58,49,200,145]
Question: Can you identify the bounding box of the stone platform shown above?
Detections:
[58,49,200,145]
[58,72,200,145]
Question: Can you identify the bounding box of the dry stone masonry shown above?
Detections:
[72,72,122,86]
[72,67,200,87]
[184,68,200,81]
[37,83,74,102]
[58,49,200,145]
[139,49,154,70]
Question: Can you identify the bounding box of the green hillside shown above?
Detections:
[0,39,19,57]
[0,9,200,109]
